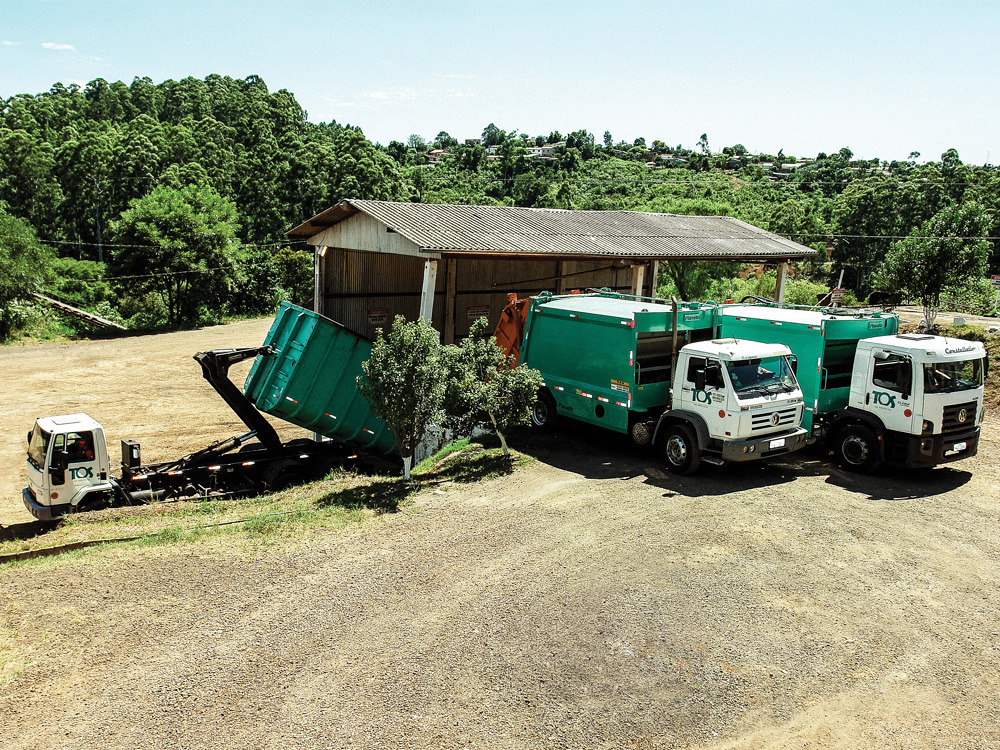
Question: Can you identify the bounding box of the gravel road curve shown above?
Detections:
[2,319,998,749]
[2,420,999,749]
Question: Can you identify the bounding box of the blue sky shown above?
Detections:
[2,0,996,164]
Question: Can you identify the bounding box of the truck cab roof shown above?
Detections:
[859,334,986,362]
[684,338,793,362]
[35,413,101,433]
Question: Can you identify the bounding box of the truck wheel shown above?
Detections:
[663,425,702,475]
[835,425,881,473]
[77,494,110,513]
[530,390,557,430]
[264,460,307,491]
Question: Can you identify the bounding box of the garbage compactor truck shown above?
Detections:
[718,303,987,472]
[23,303,397,520]
[504,291,809,474]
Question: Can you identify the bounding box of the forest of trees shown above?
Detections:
[1,74,998,339]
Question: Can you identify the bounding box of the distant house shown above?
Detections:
[425,149,450,163]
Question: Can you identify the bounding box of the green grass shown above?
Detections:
[0,438,533,566]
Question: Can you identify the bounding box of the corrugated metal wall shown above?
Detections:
[322,248,446,340]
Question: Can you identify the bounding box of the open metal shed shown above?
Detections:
[287,199,816,342]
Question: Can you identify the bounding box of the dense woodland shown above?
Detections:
[1,74,998,339]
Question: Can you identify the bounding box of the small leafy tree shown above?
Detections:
[0,209,52,338]
[875,202,991,329]
[358,316,448,479]
[441,317,542,457]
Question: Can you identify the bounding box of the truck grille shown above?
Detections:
[941,400,978,434]
[751,406,799,431]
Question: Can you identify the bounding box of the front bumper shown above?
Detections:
[22,487,69,521]
[888,425,980,468]
[721,426,810,462]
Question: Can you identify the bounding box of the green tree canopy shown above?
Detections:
[0,209,52,338]
[108,184,239,326]
[875,202,992,328]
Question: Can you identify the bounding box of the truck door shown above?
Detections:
[685,356,728,438]
[48,430,101,505]
[867,352,916,434]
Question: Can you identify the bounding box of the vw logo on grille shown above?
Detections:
[957,408,968,423]
[770,412,780,426]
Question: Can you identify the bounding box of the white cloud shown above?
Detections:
[439,74,474,80]
[3,40,20,46]
[41,42,76,51]
[367,91,390,100]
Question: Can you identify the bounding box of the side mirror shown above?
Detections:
[694,367,706,391]
[27,431,32,445]
[51,450,69,471]
[788,355,798,375]
[706,362,722,389]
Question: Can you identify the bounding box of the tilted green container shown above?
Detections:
[243,302,398,457]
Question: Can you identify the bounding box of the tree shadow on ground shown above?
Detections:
[313,442,515,514]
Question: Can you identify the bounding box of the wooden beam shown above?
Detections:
[630,264,646,296]
[650,260,660,297]
[314,246,327,316]
[419,259,439,323]
[444,258,458,344]
[775,261,789,303]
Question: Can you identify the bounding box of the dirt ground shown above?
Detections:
[2,321,999,749]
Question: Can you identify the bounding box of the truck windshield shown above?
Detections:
[727,356,797,397]
[923,358,984,394]
[27,424,51,470]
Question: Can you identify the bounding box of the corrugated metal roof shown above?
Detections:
[287,200,816,260]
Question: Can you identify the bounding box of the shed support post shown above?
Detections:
[650,261,660,298]
[419,259,439,324]
[444,258,458,344]
[775,261,789,304]
[314,245,327,316]
[631,264,646,297]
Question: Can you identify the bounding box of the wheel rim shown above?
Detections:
[841,435,870,465]
[532,401,549,426]
[665,435,688,466]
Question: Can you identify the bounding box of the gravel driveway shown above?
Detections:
[3,417,999,749]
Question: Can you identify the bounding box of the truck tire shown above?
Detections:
[530,389,557,430]
[77,494,110,513]
[263,460,308,491]
[662,424,702,475]
[834,424,881,473]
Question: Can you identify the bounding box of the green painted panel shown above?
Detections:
[520,293,716,433]
[244,302,397,457]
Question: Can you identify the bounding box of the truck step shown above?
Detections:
[702,456,726,466]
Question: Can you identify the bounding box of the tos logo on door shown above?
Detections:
[69,466,94,480]
[871,390,897,408]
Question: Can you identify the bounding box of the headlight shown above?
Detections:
[922,420,933,434]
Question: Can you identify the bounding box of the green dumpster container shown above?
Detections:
[244,302,397,458]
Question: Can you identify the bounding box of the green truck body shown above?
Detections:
[519,293,717,433]
[244,302,397,458]
[718,305,898,433]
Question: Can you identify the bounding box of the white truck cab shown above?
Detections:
[24,413,115,520]
[841,334,986,469]
[656,338,809,472]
